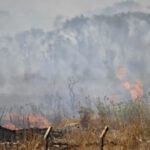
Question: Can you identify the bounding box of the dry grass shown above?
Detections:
[0,98,150,150]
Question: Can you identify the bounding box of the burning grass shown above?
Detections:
[0,97,150,150]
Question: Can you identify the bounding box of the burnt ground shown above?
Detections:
[0,124,80,142]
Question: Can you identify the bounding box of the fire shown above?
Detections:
[130,82,143,100]
[117,67,143,100]
[3,123,18,130]
[27,115,50,128]
[4,114,50,130]
[116,67,127,80]
[122,82,130,89]
[122,81,143,100]
[130,89,138,100]
[133,82,143,98]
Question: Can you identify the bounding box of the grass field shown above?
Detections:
[0,97,150,150]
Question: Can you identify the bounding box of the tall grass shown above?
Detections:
[0,96,150,150]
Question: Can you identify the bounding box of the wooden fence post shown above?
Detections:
[44,126,53,150]
[100,126,109,150]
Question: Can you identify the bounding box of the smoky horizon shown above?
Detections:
[0,0,150,116]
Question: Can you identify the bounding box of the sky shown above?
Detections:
[0,0,150,35]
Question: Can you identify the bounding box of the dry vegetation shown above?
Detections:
[0,96,150,150]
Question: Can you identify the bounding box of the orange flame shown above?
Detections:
[117,67,143,100]
[116,67,127,80]
[122,82,130,89]
[122,82,143,100]
[133,82,143,98]
[130,89,138,100]
[131,82,143,100]
[4,114,50,130]
[27,115,50,128]
[3,123,19,130]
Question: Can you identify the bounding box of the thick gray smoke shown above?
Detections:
[0,12,150,114]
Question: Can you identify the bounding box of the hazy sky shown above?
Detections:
[0,0,150,35]
[0,0,150,107]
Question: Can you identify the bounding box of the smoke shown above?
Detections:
[0,12,150,114]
